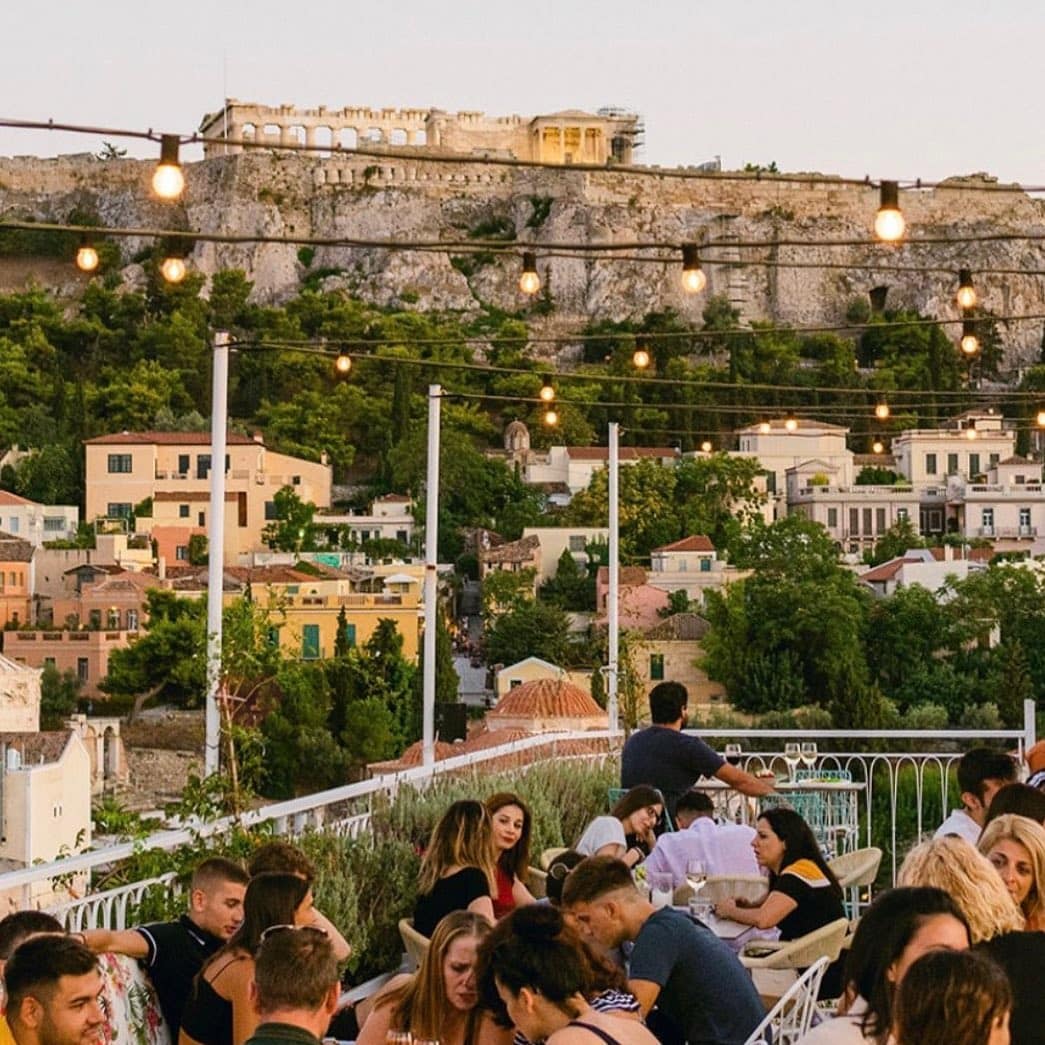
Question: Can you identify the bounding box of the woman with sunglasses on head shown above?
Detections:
[575,786,663,869]
[179,872,317,1045]
[486,793,536,919]
[358,911,512,1045]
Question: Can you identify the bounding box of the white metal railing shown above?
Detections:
[5,707,1036,925]
[45,873,181,930]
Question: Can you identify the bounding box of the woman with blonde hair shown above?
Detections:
[897,835,1024,943]
[978,814,1045,932]
[414,799,498,937]
[358,911,511,1045]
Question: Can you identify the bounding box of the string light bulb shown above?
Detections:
[75,236,99,273]
[519,252,541,295]
[872,440,885,455]
[874,401,890,421]
[539,377,556,402]
[335,348,352,374]
[632,347,651,370]
[159,254,186,284]
[758,421,771,434]
[543,407,558,427]
[956,269,977,310]
[1036,410,1045,427]
[700,440,712,453]
[965,427,978,441]
[681,244,707,294]
[874,180,905,242]
[784,415,798,432]
[152,135,185,200]
[960,319,979,356]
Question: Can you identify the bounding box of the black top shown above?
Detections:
[771,863,845,941]
[978,932,1045,1045]
[244,1023,324,1045]
[180,954,245,1045]
[413,866,490,938]
[135,914,224,1039]
[621,726,724,817]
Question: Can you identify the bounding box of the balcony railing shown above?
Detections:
[1,708,1032,930]
[975,526,1037,538]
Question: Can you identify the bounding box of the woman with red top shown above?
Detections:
[487,793,536,919]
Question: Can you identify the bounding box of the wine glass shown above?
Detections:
[648,871,673,910]
[800,741,818,772]
[724,743,742,767]
[686,859,707,897]
[784,742,801,782]
[386,1033,413,1045]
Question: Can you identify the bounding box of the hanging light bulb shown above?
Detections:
[960,319,979,356]
[160,254,187,284]
[784,415,798,432]
[543,407,558,427]
[872,440,885,454]
[152,135,185,200]
[956,269,977,310]
[1036,409,1045,427]
[758,421,771,434]
[700,440,713,453]
[874,180,905,242]
[519,252,541,295]
[681,244,707,294]
[539,377,556,402]
[632,347,651,370]
[965,427,978,441]
[874,401,890,421]
[75,236,99,273]
[335,348,352,374]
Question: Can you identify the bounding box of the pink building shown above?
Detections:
[595,565,669,631]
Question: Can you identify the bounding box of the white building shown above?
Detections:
[0,490,79,547]
[523,446,680,498]
[520,526,608,585]
[859,547,990,598]
[315,493,415,547]
[646,536,744,604]
[892,410,1013,486]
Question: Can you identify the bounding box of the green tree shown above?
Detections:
[659,589,693,617]
[538,549,593,611]
[484,600,572,668]
[40,664,81,728]
[482,568,537,618]
[10,444,80,506]
[865,517,925,566]
[187,533,208,566]
[262,486,316,551]
[994,641,1033,728]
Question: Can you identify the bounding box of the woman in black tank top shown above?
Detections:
[477,906,659,1045]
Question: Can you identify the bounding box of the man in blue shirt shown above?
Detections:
[562,856,764,1045]
[622,682,772,820]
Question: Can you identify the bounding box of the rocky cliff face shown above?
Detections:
[2,151,1044,363]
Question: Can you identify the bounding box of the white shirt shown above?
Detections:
[642,817,759,887]
[796,999,885,1044]
[576,816,626,856]
[934,809,981,845]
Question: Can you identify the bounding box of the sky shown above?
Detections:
[3,1,1044,185]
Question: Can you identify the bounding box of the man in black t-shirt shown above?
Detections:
[622,681,773,818]
[80,857,248,1038]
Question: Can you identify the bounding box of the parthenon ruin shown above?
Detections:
[197,100,642,165]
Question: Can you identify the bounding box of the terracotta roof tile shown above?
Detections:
[489,678,603,720]
[0,533,34,562]
[84,431,258,446]
[0,491,37,507]
[643,613,712,641]
[479,534,540,565]
[596,565,647,586]
[652,536,715,553]
[0,731,72,765]
[564,447,678,461]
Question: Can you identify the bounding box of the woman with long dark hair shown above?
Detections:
[486,793,536,919]
[574,786,663,869]
[714,806,845,942]
[179,872,314,1045]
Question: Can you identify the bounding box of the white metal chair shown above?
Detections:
[744,957,829,1045]
[526,865,548,899]
[539,846,569,870]
[828,846,882,917]
[397,917,430,970]
[698,873,769,904]
[739,917,849,971]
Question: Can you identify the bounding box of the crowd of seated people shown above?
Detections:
[1,681,1043,1045]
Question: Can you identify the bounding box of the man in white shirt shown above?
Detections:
[935,747,1017,844]
[642,790,759,887]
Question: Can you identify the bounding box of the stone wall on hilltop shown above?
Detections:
[2,152,1044,364]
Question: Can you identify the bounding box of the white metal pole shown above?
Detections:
[607,422,620,732]
[205,331,229,777]
[422,385,442,769]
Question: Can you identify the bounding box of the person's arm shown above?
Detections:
[476,1012,516,1045]
[511,875,536,907]
[467,894,496,923]
[714,889,796,929]
[79,929,149,958]
[714,762,775,797]
[357,997,396,1045]
[626,979,662,1017]
[225,961,261,1045]
[306,908,352,961]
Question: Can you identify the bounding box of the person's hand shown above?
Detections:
[733,896,755,909]
[714,898,739,919]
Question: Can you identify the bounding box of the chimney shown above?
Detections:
[252,430,265,444]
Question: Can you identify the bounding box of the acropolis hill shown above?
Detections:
[2,103,1045,364]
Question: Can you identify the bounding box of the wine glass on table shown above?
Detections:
[784,742,801,783]
[686,859,707,896]
[800,741,818,774]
